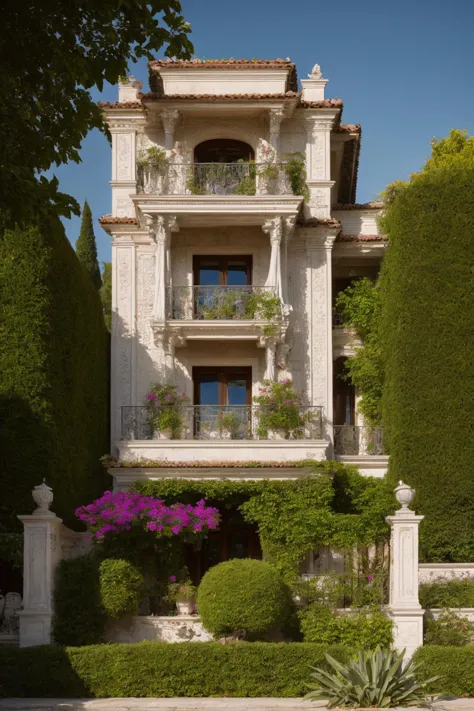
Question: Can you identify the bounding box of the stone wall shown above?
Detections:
[105,615,213,644]
[419,563,474,583]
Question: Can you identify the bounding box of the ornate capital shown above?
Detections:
[262,217,283,246]
[161,109,180,135]
[269,108,285,135]
[144,214,178,245]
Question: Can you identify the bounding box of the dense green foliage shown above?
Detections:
[0,2,192,226]
[335,278,383,426]
[306,647,435,709]
[425,610,474,647]
[380,130,474,561]
[53,556,105,646]
[414,644,474,697]
[299,605,393,648]
[136,463,395,579]
[99,559,144,619]
[419,577,474,608]
[76,201,101,288]
[197,559,290,638]
[100,263,112,332]
[0,642,351,697]
[0,217,109,532]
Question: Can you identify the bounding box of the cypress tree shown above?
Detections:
[100,262,112,332]
[379,130,474,561]
[76,200,102,288]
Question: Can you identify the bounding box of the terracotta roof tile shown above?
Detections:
[99,215,138,225]
[139,91,299,102]
[98,101,142,109]
[333,201,384,210]
[333,123,361,134]
[297,217,342,228]
[336,234,387,242]
[299,98,343,109]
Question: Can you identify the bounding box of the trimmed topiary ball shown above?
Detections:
[197,558,289,638]
[99,558,144,619]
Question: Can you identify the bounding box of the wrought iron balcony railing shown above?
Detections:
[334,425,385,456]
[121,404,323,441]
[168,285,278,321]
[137,162,293,196]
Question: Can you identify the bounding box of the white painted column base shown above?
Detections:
[18,610,53,648]
[388,607,424,659]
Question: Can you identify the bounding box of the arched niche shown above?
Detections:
[194,138,254,163]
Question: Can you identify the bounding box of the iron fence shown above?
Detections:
[168,285,277,320]
[334,425,385,455]
[121,404,323,441]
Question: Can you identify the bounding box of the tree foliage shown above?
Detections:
[76,201,102,289]
[379,129,474,561]
[335,278,384,426]
[100,263,112,331]
[0,1,193,226]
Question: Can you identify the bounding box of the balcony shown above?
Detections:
[122,404,323,441]
[118,404,328,465]
[137,162,293,197]
[334,425,385,455]
[168,285,278,320]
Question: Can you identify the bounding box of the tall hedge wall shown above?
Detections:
[379,134,474,561]
[0,217,109,531]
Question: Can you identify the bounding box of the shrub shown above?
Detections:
[99,559,144,619]
[197,559,290,638]
[0,642,351,698]
[414,645,474,697]
[420,577,474,608]
[0,216,108,533]
[306,647,437,709]
[299,604,393,649]
[380,130,474,561]
[425,610,474,646]
[53,555,105,646]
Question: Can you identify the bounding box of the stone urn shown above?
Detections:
[158,428,173,440]
[394,480,415,510]
[269,428,287,440]
[32,480,54,515]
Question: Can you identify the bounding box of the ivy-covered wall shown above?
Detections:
[0,216,109,532]
[379,130,474,561]
[136,462,395,579]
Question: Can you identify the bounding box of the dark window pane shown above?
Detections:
[199,376,219,405]
[227,378,247,406]
[227,261,248,286]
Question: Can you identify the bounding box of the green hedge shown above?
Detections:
[380,131,474,561]
[0,642,350,698]
[419,578,474,608]
[0,216,109,532]
[299,605,393,648]
[99,558,144,619]
[413,645,474,697]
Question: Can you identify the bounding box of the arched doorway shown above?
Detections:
[194,139,254,164]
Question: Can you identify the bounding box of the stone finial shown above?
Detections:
[118,74,143,102]
[394,480,416,511]
[308,64,323,79]
[32,480,54,515]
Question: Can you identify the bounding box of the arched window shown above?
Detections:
[194,139,254,164]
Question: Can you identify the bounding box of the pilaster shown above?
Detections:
[304,111,337,218]
[161,110,180,150]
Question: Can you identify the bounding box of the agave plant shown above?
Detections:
[304,647,438,709]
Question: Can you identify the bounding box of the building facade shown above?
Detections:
[99,58,388,490]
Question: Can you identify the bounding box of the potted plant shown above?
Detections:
[167,576,196,616]
[253,379,309,439]
[216,410,243,439]
[137,146,168,193]
[146,384,189,439]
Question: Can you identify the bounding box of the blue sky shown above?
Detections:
[54,0,474,265]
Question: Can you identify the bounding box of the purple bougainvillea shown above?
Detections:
[75,491,220,541]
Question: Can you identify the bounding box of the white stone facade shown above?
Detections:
[99,61,387,481]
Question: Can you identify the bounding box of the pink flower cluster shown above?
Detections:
[75,491,220,541]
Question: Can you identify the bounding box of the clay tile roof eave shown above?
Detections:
[98,101,143,109]
[139,91,300,102]
[99,215,138,225]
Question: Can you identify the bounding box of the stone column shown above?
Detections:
[161,110,179,151]
[263,217,283,299]
[145,215,178,324]
[268,109,284,155]
[304,113,336,219]
[17,482,63,648]
[386,482,424,659]
[258,336,277,381]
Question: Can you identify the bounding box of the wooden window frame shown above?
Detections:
[193,366,252,406]
[193,255,253,287]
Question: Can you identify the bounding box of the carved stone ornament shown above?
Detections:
[32,480,54,515]
[269,108,285,135]
[161,109,180,135]
[394,481,416,511]
[308,64,323,79]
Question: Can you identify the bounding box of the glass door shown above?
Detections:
[193,367,251,438]
[193,256,252,319]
